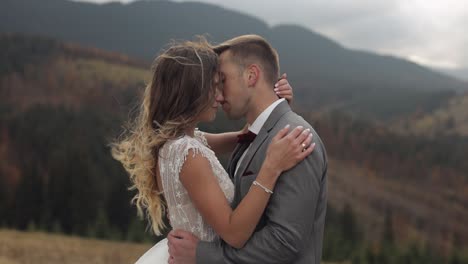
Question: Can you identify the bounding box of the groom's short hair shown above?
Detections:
[213,35,280,86]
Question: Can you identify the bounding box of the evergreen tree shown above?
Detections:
[382,208,394,248]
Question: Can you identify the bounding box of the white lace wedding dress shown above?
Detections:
[135,131,235,264]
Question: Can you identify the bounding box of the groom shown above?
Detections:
[168,35,328,264]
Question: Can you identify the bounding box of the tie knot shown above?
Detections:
[237,131,257,144]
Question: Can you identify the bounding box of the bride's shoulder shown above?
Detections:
[160,134,213,172]
[193,128,209,146]
[163,134,206,154]
[164,135,191,148]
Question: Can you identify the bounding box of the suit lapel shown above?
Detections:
[234,101,292,181]
[234,131,269,180]
[227,143,242,180]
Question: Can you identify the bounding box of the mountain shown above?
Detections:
[0,34,151,238]
[1,0,467,120]
[311,111,468,252]
[434,67,468,82]
[1,35,468,259]
[0,33,148,112]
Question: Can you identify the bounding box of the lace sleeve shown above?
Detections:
[162,137,211,178]
[194,128,210,148]
[159,136,218,240]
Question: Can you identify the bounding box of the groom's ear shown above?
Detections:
[246,64,260,87]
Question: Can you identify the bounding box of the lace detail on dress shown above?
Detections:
[159,134,234,242]
[194,128,209,147]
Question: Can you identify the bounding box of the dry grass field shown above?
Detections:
[0,229,345,264]
[0,229,152,264]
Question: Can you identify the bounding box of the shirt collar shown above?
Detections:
[249,98,285,134]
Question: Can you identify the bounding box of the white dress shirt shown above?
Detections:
[235,98,286,176]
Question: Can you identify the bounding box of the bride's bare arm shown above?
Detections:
[179,126,314,249]
[203,130,244,155]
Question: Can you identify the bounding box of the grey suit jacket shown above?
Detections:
[197,101,328,264]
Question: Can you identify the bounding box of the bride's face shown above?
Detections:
[197,73,224,123]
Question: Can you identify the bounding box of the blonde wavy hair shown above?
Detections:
[111,38,219,235]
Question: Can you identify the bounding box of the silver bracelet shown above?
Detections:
[252,180,274,194]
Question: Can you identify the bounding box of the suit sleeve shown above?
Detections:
[196,140,327,264]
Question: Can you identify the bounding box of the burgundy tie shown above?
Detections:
[229,131,257,178]
[237,131,257,144]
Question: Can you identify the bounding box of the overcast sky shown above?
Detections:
[75,0,468,72]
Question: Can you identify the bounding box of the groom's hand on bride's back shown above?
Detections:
[167,229,199,264]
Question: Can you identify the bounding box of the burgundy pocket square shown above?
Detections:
[242,171,255,177]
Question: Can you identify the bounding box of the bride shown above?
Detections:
[111,38,314,263]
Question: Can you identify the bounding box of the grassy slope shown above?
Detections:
[1,57,150,111]
[0,229,151,264]
[391,93,468,137]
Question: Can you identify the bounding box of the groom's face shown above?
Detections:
[218,51,250,120]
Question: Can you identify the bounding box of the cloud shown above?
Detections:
[185,0,468,69]
[75,0,468,69]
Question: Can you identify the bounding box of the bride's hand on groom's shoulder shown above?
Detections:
[274,73,293,104]
[265,125,315,174]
